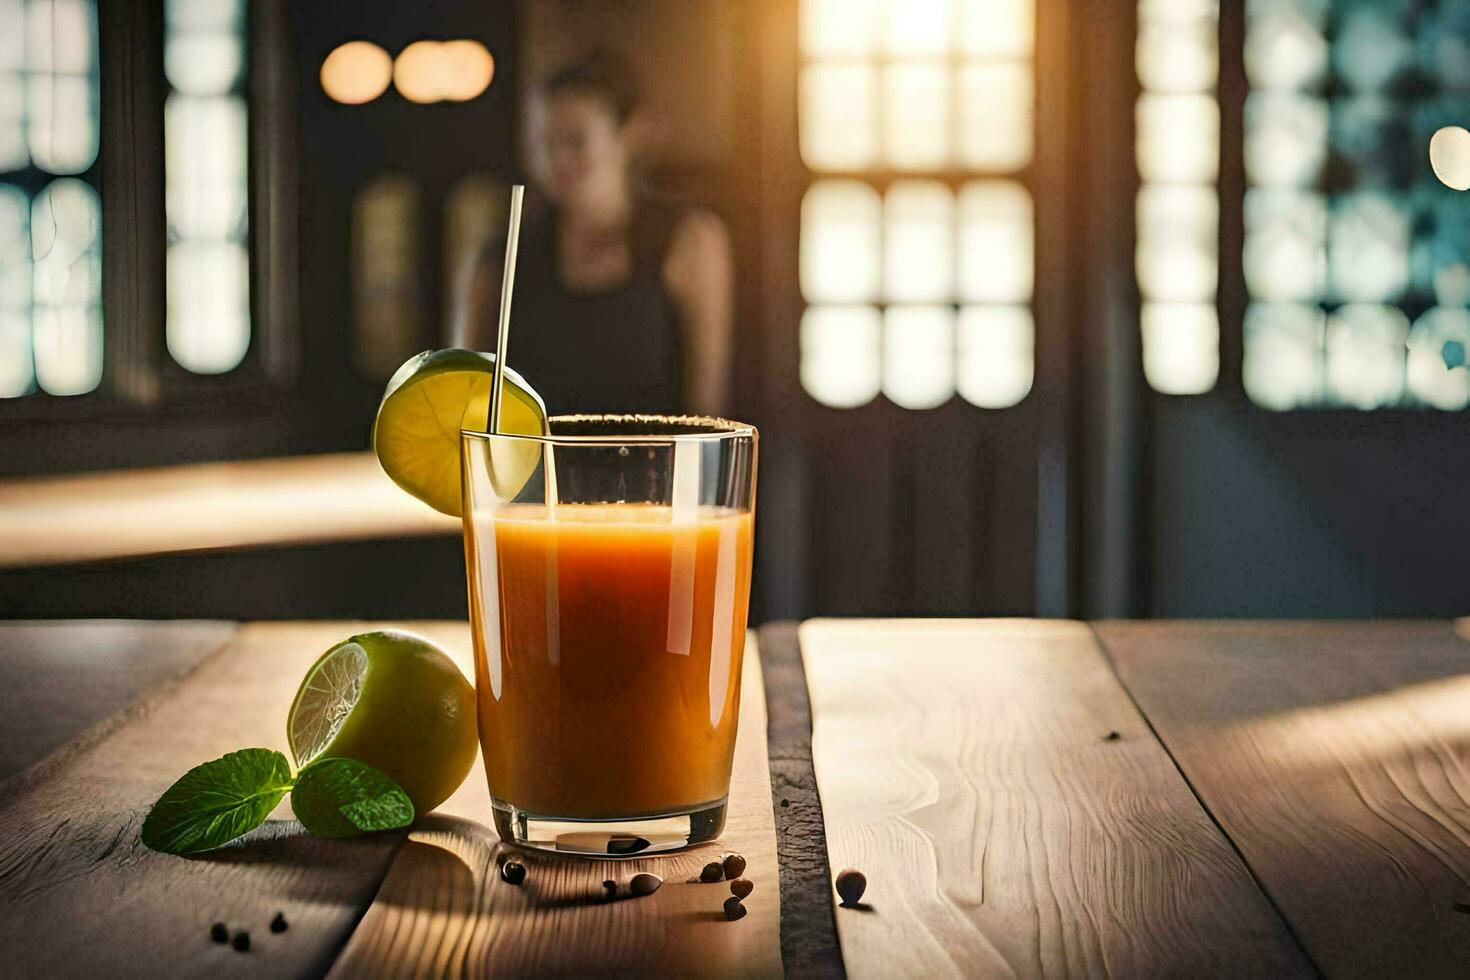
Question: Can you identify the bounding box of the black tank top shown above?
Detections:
[495,197,684,416]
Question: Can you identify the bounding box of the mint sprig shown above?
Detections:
[293,757,415,839]
[140,749,414,855]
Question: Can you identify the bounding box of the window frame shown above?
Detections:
[0,0,297,421]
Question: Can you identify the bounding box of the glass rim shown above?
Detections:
[461,413,757,446]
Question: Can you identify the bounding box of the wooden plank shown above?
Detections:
[0,620,235,780]
[1096,620,1470,978]
[0,622,464,977]
[801,619,1311,978]
[0,452,456,568]
[331,632,783,978]
[758,622,843,978]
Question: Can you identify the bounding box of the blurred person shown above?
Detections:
[454,49,733,417]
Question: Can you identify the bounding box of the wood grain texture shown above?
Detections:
[0,452,456,568]
[0,620,236,780]
[757,622,844,979]
[331,632,783,978]
[0,622,467,978]
[1096,620,1470,979]
[801,619,1311,979]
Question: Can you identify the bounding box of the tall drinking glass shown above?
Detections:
[461,415,758,855]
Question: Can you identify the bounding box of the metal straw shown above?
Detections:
[489,184,525,434]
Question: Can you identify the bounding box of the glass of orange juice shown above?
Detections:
[461,415,757,855]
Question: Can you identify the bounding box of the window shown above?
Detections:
[1136,0,1219,395]
[352,174,421,380]
[1242,0,1469,410]
[1,0,101,397]
[164,0,250,375]
[797,0,1035,410]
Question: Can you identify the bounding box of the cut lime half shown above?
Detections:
[288,640,368,767]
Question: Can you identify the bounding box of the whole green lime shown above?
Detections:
[288,629,478,816]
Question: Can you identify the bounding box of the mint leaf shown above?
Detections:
[141,748,295,854]
[292,758,414,839]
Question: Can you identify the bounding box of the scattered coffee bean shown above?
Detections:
[722,853,746,879]
[723,896,747,920]
[501,861,527,885]
[700,861,724,882]
[231,930,251,952]
[603,879,618,899]
[730,878,754,899]
[210,922,229,944]
[835,868,866,906]
[630,872,662,897]
[1103,731,1121,742]
[270,911,288,933]
[1454,899,1470,914]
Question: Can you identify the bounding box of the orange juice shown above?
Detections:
[467,503,754,818]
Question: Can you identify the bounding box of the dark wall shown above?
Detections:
[1148,397,1470,617]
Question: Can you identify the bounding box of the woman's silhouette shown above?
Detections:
[454,49,733,417]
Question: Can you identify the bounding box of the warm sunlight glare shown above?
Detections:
[320,40,393,105]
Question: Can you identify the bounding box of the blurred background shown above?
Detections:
[4,0,1470,623]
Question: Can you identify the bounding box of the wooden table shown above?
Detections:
[2,619,1468,977]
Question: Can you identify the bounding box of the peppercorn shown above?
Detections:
[630,872,662,897]
[270,911,288,933]
[835,868,866,906]
[231,930,251,952]
[210,922,229,944]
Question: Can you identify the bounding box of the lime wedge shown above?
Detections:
[288,640,368,767]
[372,348,547,517]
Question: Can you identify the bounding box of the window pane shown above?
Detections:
[958,180,1031,303]
[165,94,247,240]
[0,309,30,396]
[800,0,879,58]
[1244,4,1327,92]
[1328,191,1409,303]
[957,305,1032,408]
[165,0,240,31]
[801,305,881,408]
[166,240,249,373]
[883,180,952,303]
[353,175,421,380]
[1333,4,1414,94]
[1243,188,1326,301]
[0,184,27,310]
[957,0,1032,59]
[883,0,950,58]
[0,0,22,69]
[1136,185,1217,302]
[0,73,24,171]
[883,305,953,409]
[25,0,95,73]
[883,63,949,171]
[1407,307,1470,410]
[956,62,1031,171]
[33,303,98,394]
[1324,304,1407,409]
[801,179,881,303]
[27,72,98,173]
[1137,94,1218,184]
[31,177,99,306]
[1136,15,1217,94]
[1141,302,1218,395]
[800,64,877,171]
[1243,302,1324,410]
[1244,93,1327,186]
[165,33,244,96]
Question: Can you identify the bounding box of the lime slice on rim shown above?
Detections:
[287,630,479,815]
[372,348,547,517]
